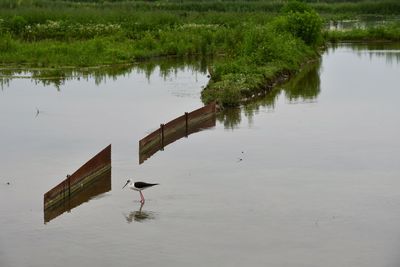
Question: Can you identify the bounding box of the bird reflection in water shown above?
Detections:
[123,202,156,223]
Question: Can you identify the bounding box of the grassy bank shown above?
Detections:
[1,0,398,106]
[325,22,400,42]
[0,27,233,66]
[0,0,324,106]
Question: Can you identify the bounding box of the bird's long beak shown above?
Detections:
[122,181,129,189]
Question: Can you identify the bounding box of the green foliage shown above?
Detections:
[281,0,313,14]
[274,1,323,46]
[314,1,400,16]
[4,0,398,107]
[22,21,122,41]
[325,22,400,42]
[0,0,325,106]
[284,10,323,46]
[201,1,322,106]
[0,32,16,52]
[6,15,28,36]
[202,79,243,107]
[201,21,317,106]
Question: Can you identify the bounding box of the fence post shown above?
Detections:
[160,124,164,150]
[63,181,66,199]
[185,112,189,137]
[67,175,71,197]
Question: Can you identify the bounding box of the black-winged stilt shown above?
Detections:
[122,179,158,203]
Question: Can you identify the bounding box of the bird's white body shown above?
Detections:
[127,183,139,191]
[122,179,158,203]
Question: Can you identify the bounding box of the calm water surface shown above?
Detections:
[1,44,400,267]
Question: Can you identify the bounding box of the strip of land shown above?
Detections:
[1,0,399,106]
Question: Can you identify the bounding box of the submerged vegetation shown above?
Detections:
[0,0,399,106]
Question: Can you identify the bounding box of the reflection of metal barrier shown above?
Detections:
[139,102,216,164]
[43,145,111,222]
[44,169,111,223]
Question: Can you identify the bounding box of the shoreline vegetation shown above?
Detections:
[325,24,400,43]
[1,0,400,106]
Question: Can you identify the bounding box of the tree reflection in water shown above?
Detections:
[218,42,400,128]
[218,58,321,129]
[2,43,398,126]
[0,56,210,91]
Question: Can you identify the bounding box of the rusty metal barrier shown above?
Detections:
[43,144,111,222]
[44,168,111,223]
[139,102,216,164]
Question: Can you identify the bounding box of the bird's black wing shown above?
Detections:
[134,182,158,189]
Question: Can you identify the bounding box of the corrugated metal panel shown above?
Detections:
[139,102,216,164]
[43,145,111,211]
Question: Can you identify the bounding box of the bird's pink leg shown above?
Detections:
[140,191,145,203]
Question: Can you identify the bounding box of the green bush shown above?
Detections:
[0,0,325,106]
[0,33,16,52]
[273,1,323,46]
[281,0,313,14]
[325,22,400,42]
[7,15,28,36]
[284,10,323,46]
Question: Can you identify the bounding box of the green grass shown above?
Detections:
[325,22,400,42]
[201,26,318,106]
[1,0,398,106]
[1,0,400,15]
[0,26,237,66]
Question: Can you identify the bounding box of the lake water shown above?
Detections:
[327,17,400,31]
[1,43,400,267]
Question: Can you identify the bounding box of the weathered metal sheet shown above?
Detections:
[139,102,216,164]
[43,145,111,216]
[44,168,111,223]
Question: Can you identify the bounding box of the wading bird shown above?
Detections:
[122,180,158,203]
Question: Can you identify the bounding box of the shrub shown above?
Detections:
[7,16,28,36]
[281,0,313,14]
[274,1,323,46]
[284,11,323,46]
[0,33,16,52]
